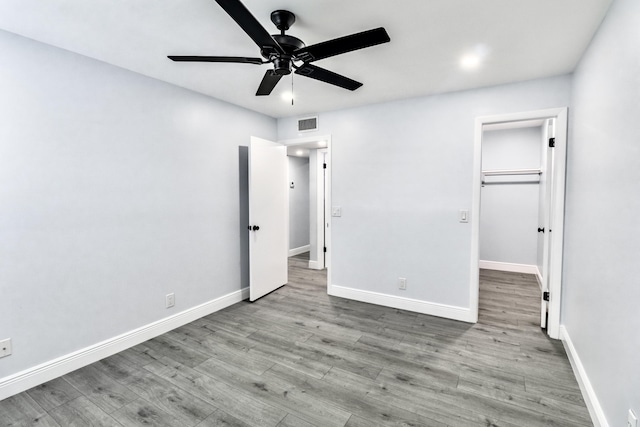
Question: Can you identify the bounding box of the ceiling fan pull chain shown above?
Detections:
[291,72,294,106]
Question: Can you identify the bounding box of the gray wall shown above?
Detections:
[0,30,276,378]
[563,0,640,425]
[288,156,310,251]
[278,75,571,308]
[480,127,541,266]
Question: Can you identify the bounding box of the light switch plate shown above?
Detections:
[459,210,469,223]
[332,206,342,217]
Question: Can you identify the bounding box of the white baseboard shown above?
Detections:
[307,260,324,270]
[289,245,311,257]
[559,325,609,427]
[328,285,472,323]
[535,266,543,290]
[0,287,249,401]
[479,260,538,275]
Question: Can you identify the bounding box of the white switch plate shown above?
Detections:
[332,206,342,217]
[0,338,12,358]
[459,210,469,223]
[398,278,407,290]
[629,409,638,427]
[166,293,175,308]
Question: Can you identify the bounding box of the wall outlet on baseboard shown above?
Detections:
[398,278,407,290]
[629,409,638,427]
[0,338,12,358]
[166,293,175,308]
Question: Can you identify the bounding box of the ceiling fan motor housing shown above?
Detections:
[263,34,305,75]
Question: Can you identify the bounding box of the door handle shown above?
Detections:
[538,227,545,233]
[252,225,260,231]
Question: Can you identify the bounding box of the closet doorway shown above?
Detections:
[470,108,567,339]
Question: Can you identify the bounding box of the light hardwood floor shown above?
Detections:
[1,256,591,426]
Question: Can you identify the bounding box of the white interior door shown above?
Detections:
[540,120,555,328]
[249,137,288,301]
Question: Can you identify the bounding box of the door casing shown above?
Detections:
[470,108,568,339]
[280,135,332,288]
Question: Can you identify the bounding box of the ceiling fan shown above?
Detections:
[168,0,390,96]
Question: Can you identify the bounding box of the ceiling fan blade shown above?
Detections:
[294,27,390,62]
[214,0,284,55]
[256,70,283,96]
[168,55,263,65]
[295,64,362,91]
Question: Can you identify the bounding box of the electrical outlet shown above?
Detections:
[629,409,638,427]
[0,338,12,358]
[166,293,175,308]
[398,277,407,290]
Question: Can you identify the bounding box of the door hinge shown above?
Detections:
[323,247,327,253]
[543,291,550,301]
[323,163,327,169]
[548,137,556,148]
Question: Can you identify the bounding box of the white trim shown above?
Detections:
[535,266,543,290]
[479,260,539,275]
[307,260,323,270]
[289,245,310,257]
[559,326,609,427]
[471,107,568,337]
[546,109,568,340]
[0,287,249,401]
[328,285,472,323]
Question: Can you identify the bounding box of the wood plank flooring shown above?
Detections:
[1,256,591,426]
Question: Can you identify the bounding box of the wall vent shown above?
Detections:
[297,116,318,132]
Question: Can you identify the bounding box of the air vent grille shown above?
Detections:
[298,116,318,132]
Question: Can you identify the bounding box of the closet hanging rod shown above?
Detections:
[482,180,540,186]
[482,168,542,176]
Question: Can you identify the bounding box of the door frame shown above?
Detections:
[469,108,567,339]
[280,134,332,289]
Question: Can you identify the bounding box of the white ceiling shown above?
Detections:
[0,0,612,119]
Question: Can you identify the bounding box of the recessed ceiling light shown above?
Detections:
[318,140,327,147]
[460,44,490,70]
[296,150,304,156]
[460,54,481,70]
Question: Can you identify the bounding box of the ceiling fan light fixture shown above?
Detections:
[273,56,292,75]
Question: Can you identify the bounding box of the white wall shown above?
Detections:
[288,156,310,251]
[480,127,541,266]
[278,75,571,314]
[562,0,640,425]
[0,30,276,380]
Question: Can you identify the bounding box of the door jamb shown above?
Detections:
[470,108,567,339]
